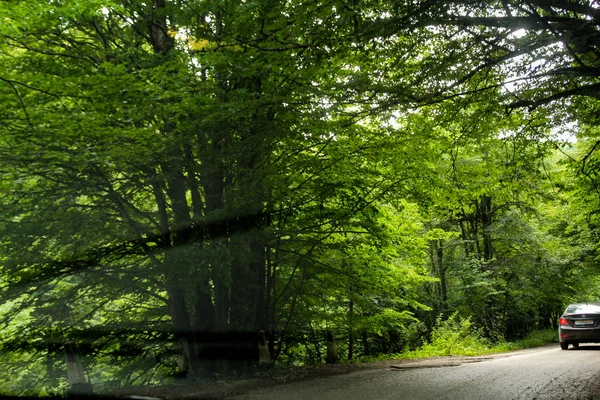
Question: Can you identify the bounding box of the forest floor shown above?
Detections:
[109,353,509,400]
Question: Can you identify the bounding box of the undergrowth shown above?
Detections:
[355,313,557,363]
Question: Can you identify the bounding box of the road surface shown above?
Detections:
[230,344,600,400]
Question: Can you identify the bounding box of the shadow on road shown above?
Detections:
[570,345,600,351]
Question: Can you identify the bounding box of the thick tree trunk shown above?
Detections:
[64,342,93,395]
[198,127,228,330]
[151,173,201,379]
[161,151,208,378]
[145,0,227,379]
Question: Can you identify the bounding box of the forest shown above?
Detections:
[0,0,599,396]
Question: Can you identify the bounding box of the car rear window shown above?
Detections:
[564,304,600,314]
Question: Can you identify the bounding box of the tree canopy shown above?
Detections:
[0,0,599,395]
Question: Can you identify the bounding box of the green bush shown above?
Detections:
[389,315,557,361]
[350,316,557,364]
[409,313,490,357]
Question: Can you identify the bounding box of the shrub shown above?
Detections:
[410,313,490,357]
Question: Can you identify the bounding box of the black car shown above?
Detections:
[558,303,600,350]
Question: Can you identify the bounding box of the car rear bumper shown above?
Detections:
[559,327,600,343]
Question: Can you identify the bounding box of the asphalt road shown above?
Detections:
[230,344,600,400]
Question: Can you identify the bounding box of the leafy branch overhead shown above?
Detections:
[0,0,598,395]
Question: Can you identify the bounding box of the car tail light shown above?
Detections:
[559,317,569,326]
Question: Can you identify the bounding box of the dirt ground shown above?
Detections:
[109,355,497,400]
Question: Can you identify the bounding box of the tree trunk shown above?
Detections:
[64,342,93,395]
[479,195,494,261]
[326,330,339,363]
[348,298,354,361]
[258,330,271,364]
[362,330,370,356]
[437,240,447,312]
[144,0,210,379]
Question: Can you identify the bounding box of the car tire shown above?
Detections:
[560,342,569,350]
[572,342,579,349]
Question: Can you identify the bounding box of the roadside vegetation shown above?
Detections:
[358,316,558,362]
[0,0,599,396]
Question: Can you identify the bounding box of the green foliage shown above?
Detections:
[0,0,598,395]
[355,326,557,363]
[410,313,490,357]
